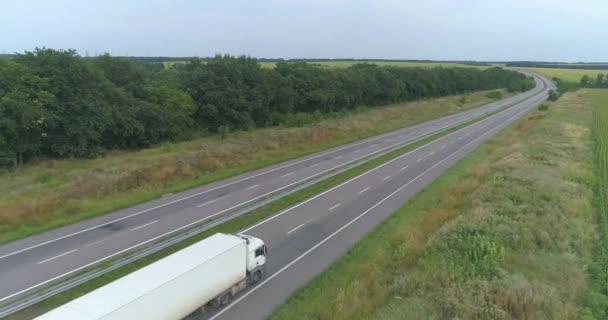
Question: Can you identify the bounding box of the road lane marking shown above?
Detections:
[417,151,434,162]
[196,198,219,208]
[130,220,159,231]
[0,89,538,262]
[0,83,547,302]
[287,223,306,235]
[334,156,342,160]
[211,101,542,319]
[161,193,173,198]
[359,187,370,194]
[353,149,361,153]
[310,163,320,168]
[37,250,77,265]
[383,175,392,181]
[399,165,409,172]
[245,184,259,190]
[281,172,295,178]
[84,235,119,248]
[440,145,447,150]
[329,203,342,211]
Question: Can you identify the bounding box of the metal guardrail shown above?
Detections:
[0,86,543,318]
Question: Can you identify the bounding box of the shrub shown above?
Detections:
[548,90,560,101]
[485,91,503,100]
[218,125,230,140]
[538,104,549,111]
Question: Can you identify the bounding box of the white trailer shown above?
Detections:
[35,233,267,320]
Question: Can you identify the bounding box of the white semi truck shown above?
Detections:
[35,233,268,320]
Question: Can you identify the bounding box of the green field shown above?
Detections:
[516,66,606,82]
[271,91,597,319]
[164,60,488,69]
[584,89,608,319]
[0,89,511,244]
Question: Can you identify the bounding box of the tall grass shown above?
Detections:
[581,89,608,319]
[0,89,511,244]
[271,91,595,319]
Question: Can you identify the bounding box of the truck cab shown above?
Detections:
[237,234,267,284]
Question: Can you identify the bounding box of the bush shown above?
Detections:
[459,97,467,104]
[485,91,503,100]
[283,112,315,128]
[548,90,560,101]
[218,125,230,140]
[538,104,549,111]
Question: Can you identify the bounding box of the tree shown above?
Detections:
[597,73,606,87]
[0,60,54,166]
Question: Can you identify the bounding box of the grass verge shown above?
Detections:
[270,91,595,319]
[6,96,514,319]
[581,89,608,319]
[0,89,514,244]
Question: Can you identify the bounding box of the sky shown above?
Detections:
[2,0,606,61]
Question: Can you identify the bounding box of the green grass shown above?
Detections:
[271,91,595,319]
[516,67,606,82]
[6,99,507,319]
[0,89,513,244]
[581,89,608,319]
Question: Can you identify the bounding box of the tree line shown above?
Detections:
[580,74,608,88]
[0,48,533,167]
[506,62,608,70]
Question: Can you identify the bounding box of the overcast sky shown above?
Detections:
[2,0,606,61]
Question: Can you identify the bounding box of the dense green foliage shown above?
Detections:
[580,73,608,88]
[0,48,530,167]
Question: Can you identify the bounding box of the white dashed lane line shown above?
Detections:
[37,250,77,265]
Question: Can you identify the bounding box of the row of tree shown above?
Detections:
[580,74,608,88]
[0,48,533,167]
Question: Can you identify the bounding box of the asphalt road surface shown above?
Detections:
[0,72,550,314]
[204,73,552,320]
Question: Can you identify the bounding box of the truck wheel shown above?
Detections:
[220,292,231,306]
[252,270,262,284]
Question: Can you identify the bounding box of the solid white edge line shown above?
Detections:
[0,78,546,302]
[37,250,77,265]
[210,98,537,320]
[130,220,159,231]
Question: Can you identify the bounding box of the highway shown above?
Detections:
[204,73,552,319]
[0,72,550,315]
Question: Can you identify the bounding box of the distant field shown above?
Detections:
[163,60,489,69]
[516,66,606,82]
